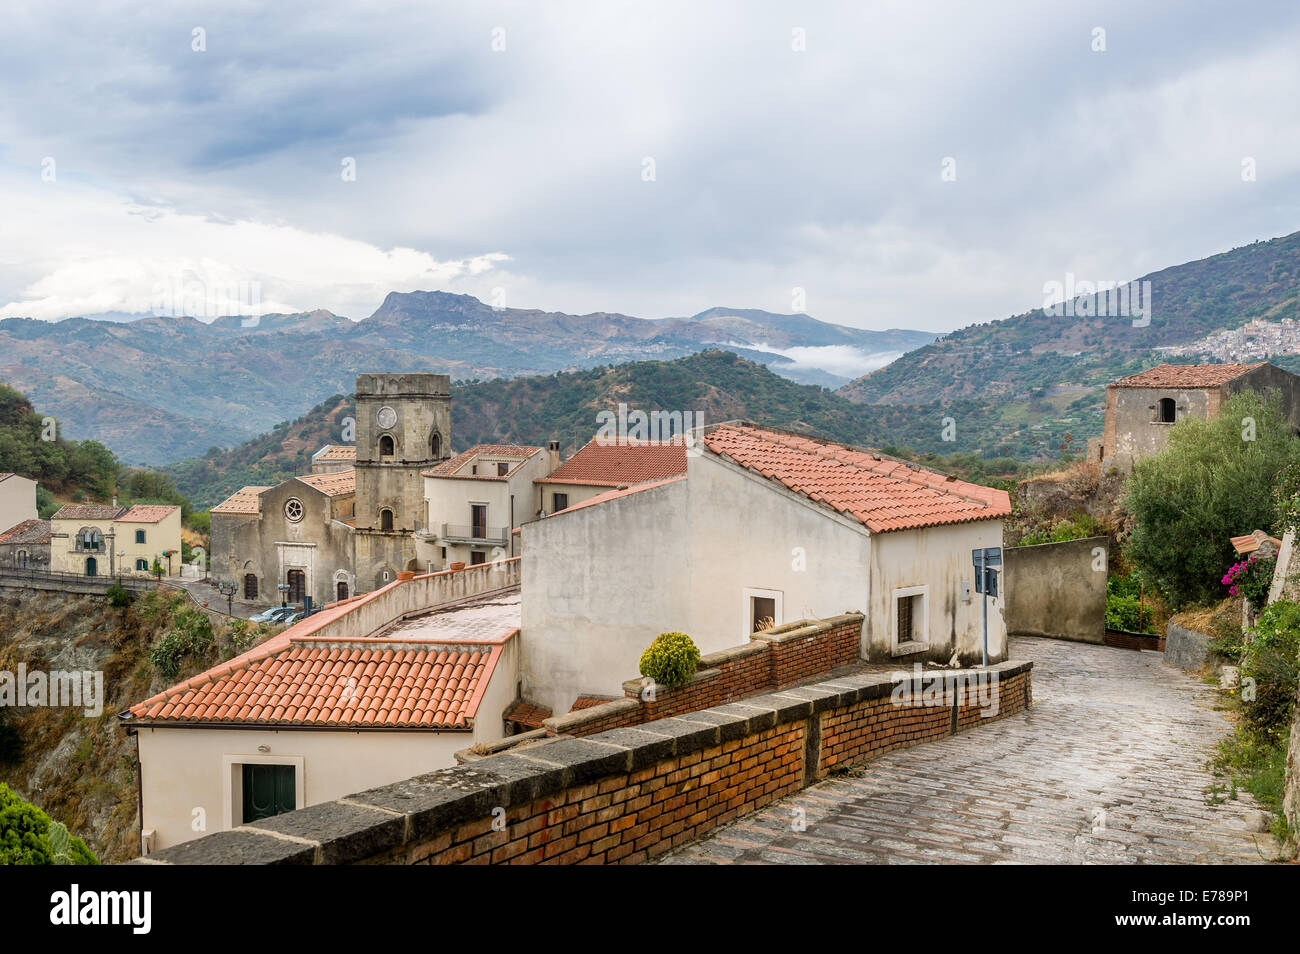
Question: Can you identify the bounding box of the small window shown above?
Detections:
[135,529,146,544]
[380,508,394,531]
[497,462,509,477]
[751,596,776,633]
[431,432,442,458]
[898,595,916,642]
[136,559,148,572]
[1156,397,1176,423]
[440,546,447,559]
[552,492,569,512]
[244,573,258,600]
[379,434,395,457]
[16,550,28,568]
[470,551,487,566]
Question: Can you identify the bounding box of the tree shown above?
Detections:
[1125,392,1300,608]
[0,783,98,865]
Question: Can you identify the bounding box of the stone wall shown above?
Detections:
[1003,536,1107,643]
[1164,623,1212,671]
[541,614,862,739]
[131,660,1032,865]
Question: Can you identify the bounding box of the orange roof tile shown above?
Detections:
[51,504,125,521]
[423,444,543,479]
[296,468,355,497]
[504,699,552,729]
[702,424,1010,534]
[1110,363,1266,388]
[570,695,617,711]
[313,444,357,461]
[0,518,50,545]
[536,439,688,487]
[210,486,271,515]
[1230,531,1281,555]
[116,504,180,523]
[127,641,499,728]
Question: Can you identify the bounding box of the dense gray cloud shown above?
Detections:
[1,0,1297,330]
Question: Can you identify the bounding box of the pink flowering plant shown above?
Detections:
[1222,551,1275,608]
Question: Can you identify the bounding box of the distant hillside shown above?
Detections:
[166,351,1038,510]
[842,231,1300,405]
[0,293,934,466]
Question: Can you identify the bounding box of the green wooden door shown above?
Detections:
[242,763,296,823]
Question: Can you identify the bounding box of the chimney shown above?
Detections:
[112,495,118,508]
[547,439,561,473]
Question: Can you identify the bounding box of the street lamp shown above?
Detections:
[216,580,238,617]
[277,582,289,609]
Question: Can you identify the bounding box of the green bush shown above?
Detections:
[0,783,98,865]
[1104,571,1155,633]
[105,581,130,608]
[1239,600,1300,737]
[639,631,702,689]
[1018,514,1104,547]
[1125,392,1300,608]
[148,607,215,680]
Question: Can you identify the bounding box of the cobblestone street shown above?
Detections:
[662,637,1276,864]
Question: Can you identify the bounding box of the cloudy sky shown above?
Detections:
[1,0,1298,332]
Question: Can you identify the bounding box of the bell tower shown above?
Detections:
[352,372,451,591]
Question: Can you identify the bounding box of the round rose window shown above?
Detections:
[284,498,305,522]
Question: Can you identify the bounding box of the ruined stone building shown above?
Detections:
[1099,361,1300,471]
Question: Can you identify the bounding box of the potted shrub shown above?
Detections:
[639,631,702,689]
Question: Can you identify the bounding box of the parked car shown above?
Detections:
[280,609,307,625]
[250,605,299,624]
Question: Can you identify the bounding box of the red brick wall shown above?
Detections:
[372,662,1032,865]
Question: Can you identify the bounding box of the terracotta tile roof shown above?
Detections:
[535,439,689,487]
[1110,363,1266,388]
[313,444,357,461]
[127,642,498,728]
[0,519,50,545]
[50,504,126,521]
[296,468,355,497]
[116,504,179,523]
[702,424,1011,533]
[1230,531,1282,555]
[423,444,543,479]
[504,699,552,729]
[210,486,271,515]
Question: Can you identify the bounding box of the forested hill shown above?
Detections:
[841,230,1300,405]
[165,351,1035,509]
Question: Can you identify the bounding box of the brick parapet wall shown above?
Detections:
[132,659,1032,866]
[544,613,863,739]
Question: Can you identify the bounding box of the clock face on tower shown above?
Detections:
[376,405,397,429]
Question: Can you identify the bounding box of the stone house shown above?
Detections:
[520,423,1011,713]
[47,503,182,577]
[211,471,357,607]
[0,518,50,570]
[1099,362,1300,471]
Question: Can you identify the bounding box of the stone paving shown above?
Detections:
[661,636,1277,864]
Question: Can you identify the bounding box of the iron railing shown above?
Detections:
[439,523,509,546]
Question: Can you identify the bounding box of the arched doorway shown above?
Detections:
[286,569,305,604]
[337,581,349,601]
[244,574,259,600]
[84,556,98,577]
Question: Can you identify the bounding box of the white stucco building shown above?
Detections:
[520,423,1011,713]
[123,562,522,855]
[0,473,37,535]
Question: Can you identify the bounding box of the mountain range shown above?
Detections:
[0,294,933,465]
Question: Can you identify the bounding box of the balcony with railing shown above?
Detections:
[439,523,509,546]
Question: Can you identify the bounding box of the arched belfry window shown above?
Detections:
[380,508,394,531]
[379,434,395,457]
[431,432,442,458]
[1156,397,1176,423]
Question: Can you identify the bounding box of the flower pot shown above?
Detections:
[449,562,466,572]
